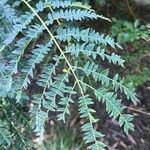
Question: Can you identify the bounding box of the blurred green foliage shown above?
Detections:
[43,128,85,150]
[111,18,150,43]
[110,16,150,87]
[123,41,150,86]
[81,0,106,5]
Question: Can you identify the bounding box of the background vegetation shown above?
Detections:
[0,0,150,150]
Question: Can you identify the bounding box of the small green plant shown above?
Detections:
[82,0,106,5]
[110,18,150,86]
[111,18,150,43]
[43,128,84,150]
[123,42,150,86]
[0,0,138,149]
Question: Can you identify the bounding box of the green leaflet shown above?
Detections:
[76,61,138,104]
[0,76,12,97]
[57,27,122,49]
[66,43,125,67]
[79,95,106,150]
[0,121,12,147]
[94,88,134,133]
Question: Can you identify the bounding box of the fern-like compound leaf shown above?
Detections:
[79,95,106,150]
[66,43,125,66]
[0,122,12,147]
[0,0,138,149]
[45,0,74,9]
[94,88,134,133]
[48,9,98,23]
[79,61,138,104]
[57,27,122,48]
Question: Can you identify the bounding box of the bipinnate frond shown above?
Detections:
[0,0,138,149]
